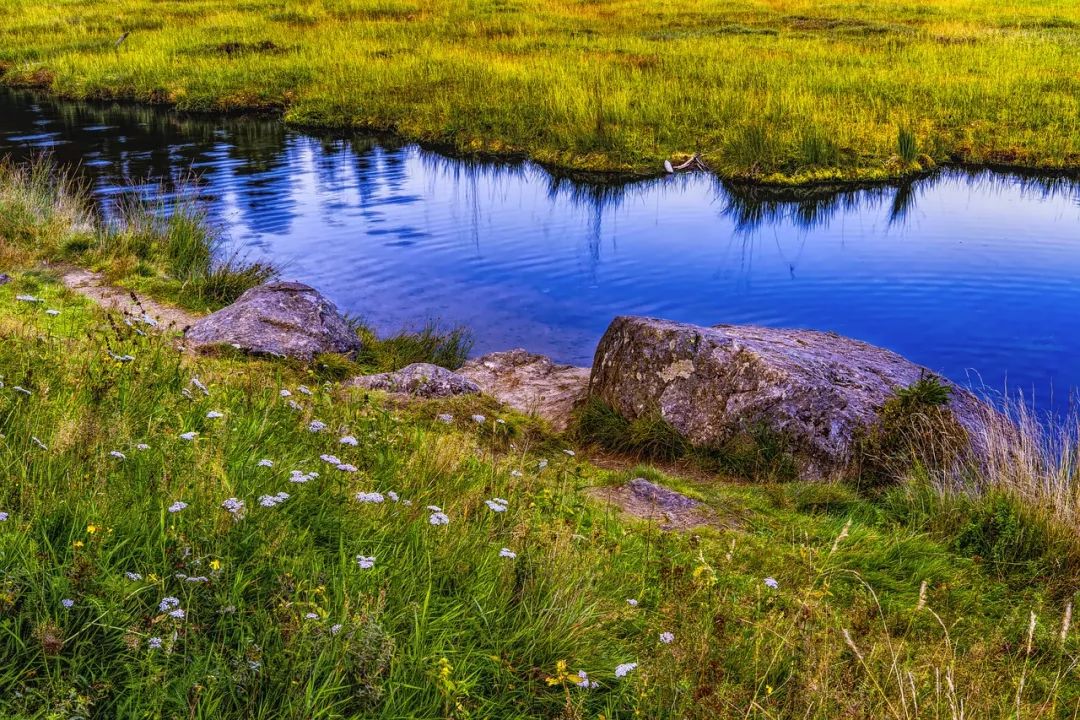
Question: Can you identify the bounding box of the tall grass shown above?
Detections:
[0,157,275,309]
[1,0,1079,183]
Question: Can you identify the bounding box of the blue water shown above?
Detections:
[2,89,1079,408]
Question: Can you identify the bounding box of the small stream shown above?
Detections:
[2,88,1080,410]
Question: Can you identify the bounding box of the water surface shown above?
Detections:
[2,89,1079,408]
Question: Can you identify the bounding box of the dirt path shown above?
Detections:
[57,265,199,330]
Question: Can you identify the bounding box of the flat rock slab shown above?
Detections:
[592,477,721,531]
[457,349,589,430]
[590,316,998,479]
[185,281,360,360]
[348,363,480,398]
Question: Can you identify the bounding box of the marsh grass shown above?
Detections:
[2,0,1079,182]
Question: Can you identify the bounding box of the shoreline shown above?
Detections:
[4,80,1080,192]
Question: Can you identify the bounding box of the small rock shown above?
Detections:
[184,281,360,360]
[627,478,699,512]
[458,349,589,430]
[348,363,480,398]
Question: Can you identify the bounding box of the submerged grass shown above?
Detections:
[1,0,1079,183]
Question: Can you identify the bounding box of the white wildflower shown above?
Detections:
[206,411,223,419]
[169,608,185,619]
[355,492,384,504]
[290,470,318,483]
[221,497,244,515]
[61,598,74,608]
[764,577,779,589]
[308,420,326,433]
[436,413,453,424]
[168,501,188,513]
[485,499,508,512]
[426,505,442,512]
[304,612,319,620]
[330,623,343,635]
[135,443,150,451]
[386,491,399,502]
[428,511,450,526]
[356,555,375,569]
[0,512,8,522]
[499,548,516,559]
[336,463,357,472]
[279,389,292,397]
[538,459,548,470]
[258,459,274,467]
[159,597,180,612]
[31,436,48,450]
[109,450,126,460]
[626,598,638,607]
[339,435,358,446]
[576,670,599,689]
[45,309,60,316]
[659,632,675,644]
[15,294,41,303]
[298,385,313,396]
[179,431,197,441]
[471,414,486,424]
[320,454,342,465]
[125,571,142,581]
[147,637,163,649]
[190,377,210,396]
[13,386,31,396]
[614,662,637,678]
[287,400,302,411]
[563,449,576,457]
[510,470,522,477]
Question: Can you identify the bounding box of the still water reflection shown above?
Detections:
[2,89,1079,408]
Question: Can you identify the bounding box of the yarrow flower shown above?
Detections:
[14,386,32,396]
[471,414,486,424]
[179,431,198,441]
[206,411,223,419]
[125,571,143,581]
[614,662,638,678]
[135,443,150,451]
[259,492,289,507]
[308,420,326,433]
[191,377,210,396]
[61,598,74,609]
[168,501,188,513]
[290,470,318,483]
[387,491,399,502]
[45,308,60,316]
[485,498,509,512]
[304,612,319,620]
[499,548,517,559]
[258,459,274,467]
[221,497,244,515]
[563,449,576,457]
[355,492,384,504]
[764,577,779,590]
[576,670,599,689]
[659,632,675,644]
[436,414,453,424]
[287,400,302,411]
[0,511,8,522]
[356,555,375,569]
[330,623,343,635]
[169,608,185,619]
[15,294,41,303]
[626,598,638,607]
[339,435,358,446]
[336,463,358,473]
[510,470,523,478]
[31,437,48,450]
[298,385,313,396]
[320,454,342,465]
[159,597,180,612]
[147,637,163,649]
[109,450,126,460]
[538,459,548,470]
[279,389,292,397]
[428,511,450,526]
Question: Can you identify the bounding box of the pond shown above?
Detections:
[2,88,1079,410]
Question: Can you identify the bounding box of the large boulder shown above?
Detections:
[457,350,589,430]
[348,363,480,398]
[185,281,360,360]
[589,316,1000,479]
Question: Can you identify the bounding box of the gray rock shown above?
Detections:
[589,316,1001,479]
[627,478,699,511]
[184,281,360,360]
[458,349,589,430]
[348,363,480,398]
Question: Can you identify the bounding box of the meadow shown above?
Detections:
[1,0,1079,183]
[2,161,1080,717]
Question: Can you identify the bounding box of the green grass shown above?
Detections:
[2,159,1080,717]
[0,0,1078,183]
[1,273,1078,718]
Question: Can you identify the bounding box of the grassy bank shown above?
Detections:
[2,162,1080,717]
[1,0,1079,184]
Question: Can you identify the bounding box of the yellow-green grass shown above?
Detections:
[1,0,1079,184]
[1,160,1080,717]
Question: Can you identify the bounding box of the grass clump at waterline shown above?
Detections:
[2,0,1080,184]
[0,157,275,312]
[2,272,1080,718]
